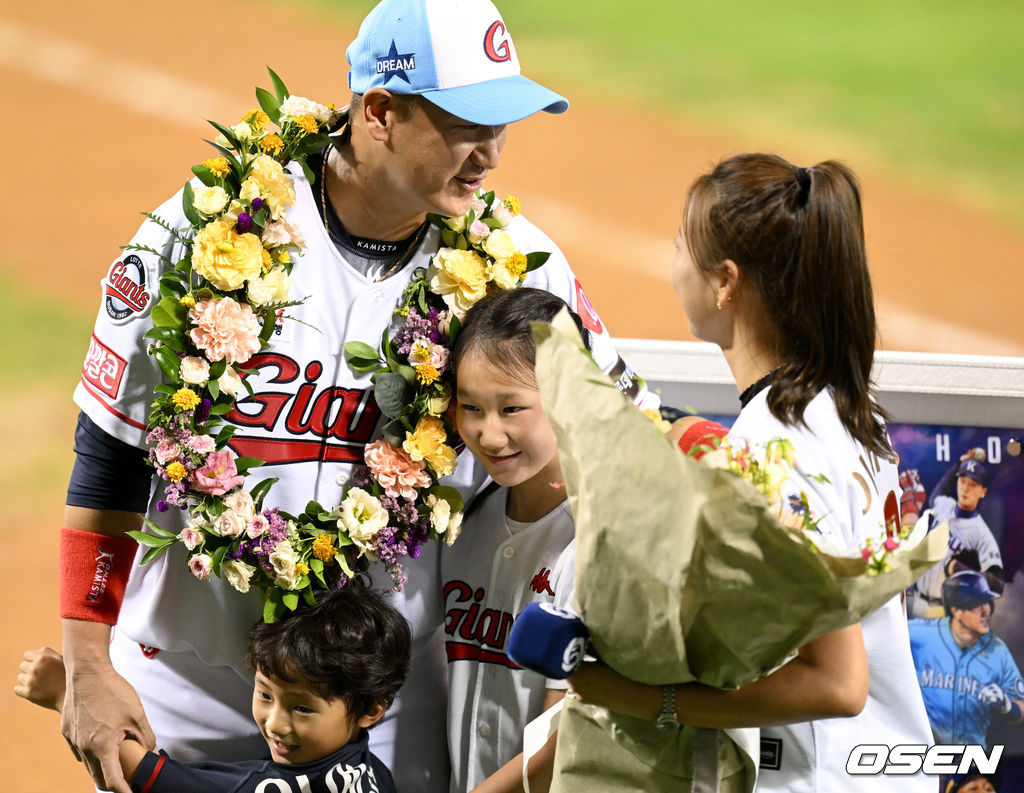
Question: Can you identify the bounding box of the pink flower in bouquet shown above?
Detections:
[189,297,262,365]
[884,537,900,552]
[247,513,270,539]
[192,450,245,495]
[187,434,216,455]
[154,438,180,466]
[364,439,432,500]
[189,554,212,580]
[179,524,203,550]
[262,217,307,249]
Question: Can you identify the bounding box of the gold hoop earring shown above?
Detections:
[716,296,723,310]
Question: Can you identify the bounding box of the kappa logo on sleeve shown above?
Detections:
[82,335,127,400]
[104,253,152,322]
[573,279,604,334]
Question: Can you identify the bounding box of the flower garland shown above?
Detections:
[128,69,549,622]
[692,436,914,575]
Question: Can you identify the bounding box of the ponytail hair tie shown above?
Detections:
[795,167,812,197]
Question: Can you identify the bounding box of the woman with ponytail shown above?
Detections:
[568,154,933,791]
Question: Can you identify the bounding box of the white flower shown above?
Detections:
[247,266,292,307]
[490,202,514,227]
[470,196,488,217]
[269,540,303,590]
[218,366,244,399]
[214,509,248,539]
[279,95,333,123]
[467,219,490,245]
[179,356,210,385]
[427,495,452,534]
[193,186,230,217]
[262,218,307,250]
[223,490,255,521]
[222,559,256,593]
[427,385,451,416]
[215,122,254,148]
[337,488,389,552]
[444,511,464,546]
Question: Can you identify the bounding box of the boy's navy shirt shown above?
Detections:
[131,729,395,793]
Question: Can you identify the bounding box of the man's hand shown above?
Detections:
[979,682,1012,714]
[61,655,155,793]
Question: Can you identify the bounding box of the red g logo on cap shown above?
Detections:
[484,20,511,62]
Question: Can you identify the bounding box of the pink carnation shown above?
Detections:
[247,513,270,539]
[179,526,202,550]
[189,297,262,365]
[262,217,307,249]
[364,439,432,500]
[189,554,212,580]
[191,449,245,495]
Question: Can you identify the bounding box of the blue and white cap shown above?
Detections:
[347,0,568,125]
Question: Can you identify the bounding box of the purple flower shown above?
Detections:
[236,213,253,234]
[195,399,212,424]
[251,197,264,211]
[156,500,168,512]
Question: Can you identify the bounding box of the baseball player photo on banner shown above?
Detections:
[890,424,1024,790]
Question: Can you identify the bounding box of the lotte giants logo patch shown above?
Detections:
[104,253,152,321]
[574,279,604,334]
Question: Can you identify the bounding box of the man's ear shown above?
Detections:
[362,89,397,142]
[356,699,389,729]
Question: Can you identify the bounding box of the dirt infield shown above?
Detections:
[2,0,1024,789]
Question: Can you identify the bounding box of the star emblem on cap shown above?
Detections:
[377,40,415,85]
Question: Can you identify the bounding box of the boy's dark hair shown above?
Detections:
[452,287,592,385]
[247,586,411,720]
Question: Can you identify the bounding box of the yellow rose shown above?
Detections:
[481,228,516,260]
[428,248,489,315]
[427,384,451,416]
[245,154,296,221]
[193,186,230,217]
[191,217,264,291]
[246,266,292,306]
[403,415,457,476]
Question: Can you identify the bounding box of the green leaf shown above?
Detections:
[382,418,407,447]
[344,341,381,361]
[482,217,504,230]
[448,312,462,345]
[441,229,456,247]
[182,181,200,226]
[154,384,177,396]
[215,424,238,446]
[151,346,182,382]
[455,235,468,251]
[190,164,217,187]
[210,544,229,576]
[263,587,283,623]
[255,86,282,125]
[207,119,240,149]
[130,532,176,549]
[141,518,180,538]
[250,477,278,510]
[395,363,418,384]
[209,402,234,416]
[208,358,227,380]
[373,372,411,418]
[296,133,331,156]
[429,485,465,513]
[282,590,300,611]
[144,325,186,349]
[525,251,551,272]
[151,295,188,329]
[140,544,172,565]
[234,456,265,473]
[267,66,289,102]
[299,158,315,185]
[347,357,382,373]
[207,378,220,400]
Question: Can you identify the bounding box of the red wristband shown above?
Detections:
[678,420,729,458]
[59,527,138,624]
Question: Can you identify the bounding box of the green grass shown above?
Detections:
[268,0,1024,225]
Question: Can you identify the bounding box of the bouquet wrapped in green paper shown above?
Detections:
[530,314,947,792]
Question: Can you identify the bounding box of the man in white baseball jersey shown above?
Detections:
[907,454,1003,618]
[59,3,656,793]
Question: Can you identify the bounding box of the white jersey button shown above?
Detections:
[503,546,515,559]
[478,722,492,737]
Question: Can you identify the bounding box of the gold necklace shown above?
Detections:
[319,146,428,283]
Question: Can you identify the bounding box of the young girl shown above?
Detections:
[568,154,933,791]
[442,288,590,793]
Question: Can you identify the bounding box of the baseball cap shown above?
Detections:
[957,458,988,486]
[346,0,569,125]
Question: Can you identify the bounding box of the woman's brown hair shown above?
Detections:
[684,153,893,459]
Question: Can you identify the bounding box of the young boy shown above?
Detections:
[15,587,409,793]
